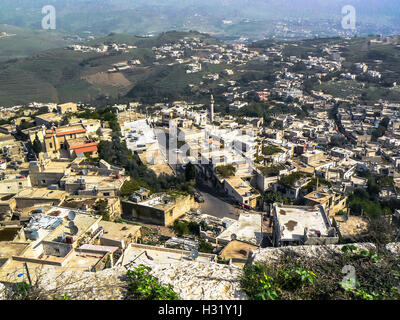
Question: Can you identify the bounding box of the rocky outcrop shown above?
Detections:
[0,283,5,300]
[2,261,246,300]
[2,242,399,300]
[147,261,246,300]
[386,242,400,255]
[251,243,378,264]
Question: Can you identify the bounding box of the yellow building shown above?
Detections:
[57,102,78,114]
[304,187,347,216]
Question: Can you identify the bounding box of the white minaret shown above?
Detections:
[210,94,214,123]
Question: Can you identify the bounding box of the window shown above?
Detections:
[49,142,53,148]
[103,192,110,196]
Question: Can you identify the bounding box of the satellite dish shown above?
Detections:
[231,233,237,241]
[70,226,79,235]
[68,221,75,228]
[190,249,199,260]
[67,211,76,221]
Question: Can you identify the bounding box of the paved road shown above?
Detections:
[196,180,241,220]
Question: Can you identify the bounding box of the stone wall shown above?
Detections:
[2,242,399,300]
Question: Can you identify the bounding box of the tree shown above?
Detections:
[198,239,213,253]
[94,199,110,221]
[264,190,283,204]
[367,178,381,199]
[184,162,196,181]
[32,135,42,154]
[216,165,236,178]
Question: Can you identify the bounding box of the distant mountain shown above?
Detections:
[0,0,399,39]
[0,24,71,62]
[0,31,217,106]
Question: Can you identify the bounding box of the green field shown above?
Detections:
[0,31,221,107]
[0,24,71,62]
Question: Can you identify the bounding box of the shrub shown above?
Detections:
[126,265,179,300]
[216,165,236,178]
[198,239,213,253]
[261,145,282,156]
[240,246,400,300]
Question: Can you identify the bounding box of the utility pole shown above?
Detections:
[24,262,32,286]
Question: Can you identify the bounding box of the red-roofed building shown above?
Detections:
[67,139,98,158]
[257,91,270,102]
[43,124,97,158]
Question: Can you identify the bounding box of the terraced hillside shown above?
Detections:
[0,24,71,62]
[0,31,218,106]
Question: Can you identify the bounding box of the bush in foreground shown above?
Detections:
[126,265,179,300]
[240,245,400,300]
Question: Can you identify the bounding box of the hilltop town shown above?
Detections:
[0,32,400,301]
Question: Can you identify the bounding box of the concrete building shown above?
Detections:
[43,124,93,155]
[0,171,31,195]
[121,193,195,226]
[14,188,68,209]
[29,159,71,188]
[300,150,325,165]
[61,174,129,197]
[229,101,248,111]
[224,176,259,208]
[272,203,338,247]
[57,102,78,114]
[216,213,264,246]
[35,113,63,127]
[304,187,347,216]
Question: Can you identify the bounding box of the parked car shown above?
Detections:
[194,193,204,203]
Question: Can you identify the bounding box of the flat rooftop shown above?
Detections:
[99,220,141,242]
[24,207,100,248]
[217,213,263,246]
[15,188,67,200]
[219,240,258,264]
[33,160,71,173]
[334,216,369,237]
[36,112,62,121]
[304,187,335,203]
[138,194,178,210]
[224,176,253,196]
[122,243,214,268]
[0,242,29,258]
[63,175,126,190]
[274,204,330,241]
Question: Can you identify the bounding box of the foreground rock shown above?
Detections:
[2,242,399,300]
[4,261,246,300]
[251,243,377,264]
